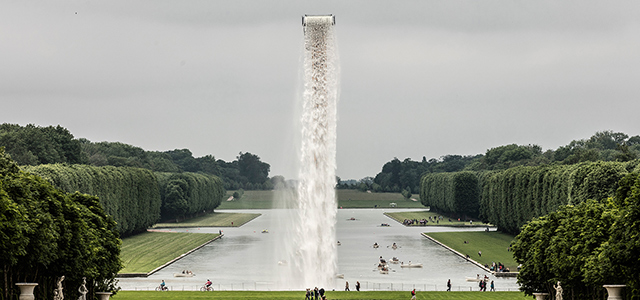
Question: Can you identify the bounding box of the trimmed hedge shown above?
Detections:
[156,172,224,221]
[421,160,639,234]
[480,161,629,233]
[420,171,479,218]
[23,164,161,236]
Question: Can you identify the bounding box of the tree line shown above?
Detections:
[421,160,640,234]
[512,172,640,299]
[0,123,272,190]
[23,164,226,235]
[23,164,162,236]
[372,130,640,195]
[1,149,121,300]
[420,159,640,298]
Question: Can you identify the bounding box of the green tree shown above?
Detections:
[237,152,270,185]
[162,178,190,220]
[512,200,614,298]
[196,155,220,175]
[0,123,85,165]
[166,149,200,172]
[0,148,122,300]
[401,188,412,200]
[584,173,640,298]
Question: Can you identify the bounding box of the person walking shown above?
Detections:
[314,287,319,300]
[490,280,495,291]
[345,281,350,291]
[411,289,416,300]
[447,279,451,291]
[356,281,360,291]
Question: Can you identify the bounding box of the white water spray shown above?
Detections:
[287,15,340,289]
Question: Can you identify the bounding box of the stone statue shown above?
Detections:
[53,275,65,300]
[77,277,88,300]
[554,281,563,300]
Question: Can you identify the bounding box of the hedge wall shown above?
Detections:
[479,161,630,234]
[23,164,161,236]
[155,172,224,221]
[421,160,639,234]
[420,171,479,218]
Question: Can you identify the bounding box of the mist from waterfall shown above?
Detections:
[273,15,340,290]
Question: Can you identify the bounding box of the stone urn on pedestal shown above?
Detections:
[603,285,626,300]
[532,292,549,300]
[15,283,38,300]
[95,291,113,300]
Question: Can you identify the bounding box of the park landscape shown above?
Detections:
[3,2,640,300]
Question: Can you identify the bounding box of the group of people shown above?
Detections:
[344,281,360,291]
[305,287,326,300]
[490,261,510,272]
[478,279,495,291]
[402,217,442,226]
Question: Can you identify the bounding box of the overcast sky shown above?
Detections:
[2,1,639,180]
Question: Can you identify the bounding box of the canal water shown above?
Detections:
[116,209,519,292]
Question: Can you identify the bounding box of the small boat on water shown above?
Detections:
[335,274,344,279]
[400,262,423,268]
[262,229,269,233]
[373,243,379,248]
[379,267,389,274]
[389,257,400,264]
[465,276,489,282]
[174,273,195,277]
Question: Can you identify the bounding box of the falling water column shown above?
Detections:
[294,14,339,288]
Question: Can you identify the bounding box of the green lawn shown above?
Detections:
[120,232,219,273]
[218,190,425,209]
[112,291,527,299]
[385,211,489,227]
[426,231,518,271]
[154,212,261,228]
[337,190,424,208]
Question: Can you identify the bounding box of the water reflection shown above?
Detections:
[116,209,519,291]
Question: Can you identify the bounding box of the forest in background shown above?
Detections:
[2,123,639,195]
[0,123,270,190]
[367,130,640,196]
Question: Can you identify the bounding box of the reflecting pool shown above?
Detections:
[116,209,519,292]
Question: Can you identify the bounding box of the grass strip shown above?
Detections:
[384,211,489,227]
[112,290,527,299]
[219,190,425,209]
[337,190,424,208]
[426,231,518,271]
[154,212,261,228]
[120,232,219,273]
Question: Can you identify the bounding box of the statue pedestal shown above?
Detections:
[15,283,38,300]
[603,285,626,300]
[96,292,113,300]
[532,292,549,300]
